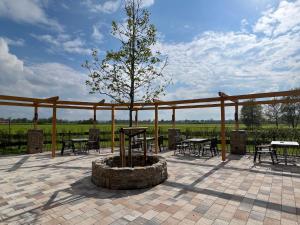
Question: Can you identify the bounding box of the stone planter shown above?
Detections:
[92,155,168,190]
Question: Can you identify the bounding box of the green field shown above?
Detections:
[0,122,294,134]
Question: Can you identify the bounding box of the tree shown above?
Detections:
[280,89,300,128]
[241,99,263,129]
[83,0,169,127]
[83,0,170,167]
[264,98,281,128]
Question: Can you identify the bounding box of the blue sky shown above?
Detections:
[0,0,299,120]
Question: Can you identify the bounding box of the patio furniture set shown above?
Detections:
[61,129,100,155]
[174,136,219,157]
[132,135,166,152]
[254,140,299,165]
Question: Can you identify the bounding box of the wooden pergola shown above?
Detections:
[1,89,300,161]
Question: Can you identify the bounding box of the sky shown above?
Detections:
[0,0,300,121]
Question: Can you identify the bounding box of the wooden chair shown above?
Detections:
[254,144,278,164]
[202,138,218,157]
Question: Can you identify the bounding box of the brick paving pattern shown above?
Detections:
[0,150,299,224]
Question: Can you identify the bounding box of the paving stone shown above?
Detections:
[0,151,299,225]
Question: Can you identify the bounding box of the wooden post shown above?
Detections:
[235,102,239,130]
[33,104,38,129]
[135,110,138,127]
[154,104,159,154]
[220,96,226,161]
[121,132,125,167]
[93,106,97,128]
[111,106,115,153]
[172,108,175,128]
[120,130,123,167]
[51,102,57,158]
[143,131,147,165]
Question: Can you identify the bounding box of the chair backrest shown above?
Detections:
[211,138,218,148]
[158,135,164,145]
[89,128,100,142]
[62,131,71,142]
[174,135,182,143]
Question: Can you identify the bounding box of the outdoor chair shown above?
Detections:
[86,130,100,153]
[131,136,142,151]
[61,132,74,155]
[158,135,166,152]
[254,144,278,164]
[174,135,189,155]
[202,138,218,157]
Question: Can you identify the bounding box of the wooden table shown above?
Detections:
[271,141,299,165]
[71,138,89,153]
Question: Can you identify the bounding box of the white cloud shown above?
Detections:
[84,0,121,13]
[0,37,98,119]
[150,0,300,104]
[253,0,300,37]
[0,0,63,32]
[156,20,300,102]
[0,38,24,87]
[92,25,104,43]
[2,37,25,47]
[140,0,155,8]
[32,34,91,55]
[83,0,154,13]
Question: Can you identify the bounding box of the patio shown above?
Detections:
[0,150,299,225]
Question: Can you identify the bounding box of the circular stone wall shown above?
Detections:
[92,155,168,189]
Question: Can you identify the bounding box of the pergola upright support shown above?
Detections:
[135,110,138,127]
[33,104,38,129]
[235,102,239,130]
[51,102,57,158]
[154,104,159,154]
[111,106,115,153]
[220,96,226,161]
[93,106,97,128]
[172,108,176,128]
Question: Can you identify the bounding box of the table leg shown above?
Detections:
[284,147,287,165]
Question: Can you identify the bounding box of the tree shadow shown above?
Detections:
[6,155,30,172]
[0,175,151,224]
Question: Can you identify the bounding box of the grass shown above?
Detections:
[0,122,295,135]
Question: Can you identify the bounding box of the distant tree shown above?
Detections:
[241,99,263,129]
[264,98,281,128]
[280,88,300,128]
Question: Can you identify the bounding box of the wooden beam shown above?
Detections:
[225,89,300,101]
[172,108,176,128]
[154,104,159,154]
[111,106,115,153]
[45,96,59,101]
[219,92,238,103]
[51,102,57,158]
[2,96,300,111]
[220,96,226,161]
[143,131,147,165]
